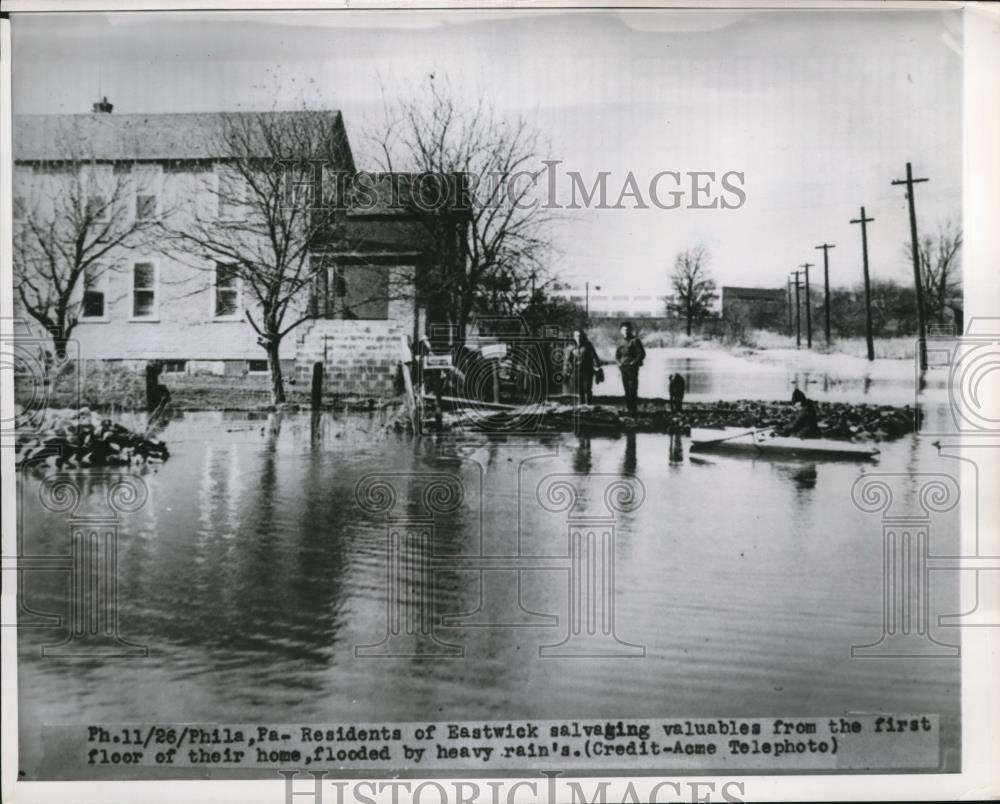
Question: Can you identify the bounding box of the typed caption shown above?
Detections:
[70,715,941,772]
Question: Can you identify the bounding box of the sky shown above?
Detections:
[11,8,963,297]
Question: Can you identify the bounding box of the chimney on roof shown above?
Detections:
[92,96,113,114]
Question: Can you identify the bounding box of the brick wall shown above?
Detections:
[295,275,416,398]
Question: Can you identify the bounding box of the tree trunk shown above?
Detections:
[456,305,471,344]
[265,338,286,406]
[685,309,693,337]
[49,316,72,361]
[52,335,70,361]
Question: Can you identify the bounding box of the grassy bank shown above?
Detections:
[15,362,388,414]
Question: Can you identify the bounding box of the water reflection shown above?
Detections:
[623,432,637,475]
[16,410,960,779]
[669,433,684,464]
[573,436,593,474]
[774,462,818,492]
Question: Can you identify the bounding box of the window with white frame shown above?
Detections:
[13,168,31,222]
[132,262,158,319]
[216,165,247,221]
[214,262,240,317]
[81,265,107,319]
[86,194,109,221]
[134,165,162,221]
[83,164,112,221]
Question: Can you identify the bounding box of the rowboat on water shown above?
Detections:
[689,427,880,460]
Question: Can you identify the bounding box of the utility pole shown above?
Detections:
[790,270,803,349]
[585,281,590,320]
[891,162,930,371]
[850,206,876,362]
[815,243,835,346]
[799,262,814,348]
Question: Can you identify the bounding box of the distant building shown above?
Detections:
[720,286,786,330]
[548,285,673,319]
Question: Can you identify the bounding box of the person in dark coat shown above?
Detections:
[615,321,645,415]
[786,388,820,438]
[567,329,601,405]
[668,373,686,412]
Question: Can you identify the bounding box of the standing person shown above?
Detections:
[668,372,686,413]
[567,329,601,405]
[615,321,645,415]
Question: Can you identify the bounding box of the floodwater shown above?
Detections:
[597,346,936,405]
[17,351,962,778]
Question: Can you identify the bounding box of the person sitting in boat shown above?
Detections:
[784,388,820,438]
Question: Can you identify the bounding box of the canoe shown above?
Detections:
[689,427,879,460]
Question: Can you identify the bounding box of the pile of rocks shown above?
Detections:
[674,399,914,441]
[539,399,913,440]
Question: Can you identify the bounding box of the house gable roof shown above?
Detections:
[13,110,354,169]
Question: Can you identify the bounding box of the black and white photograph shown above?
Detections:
[2,2,999,802]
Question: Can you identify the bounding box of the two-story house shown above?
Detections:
[12,105,465,398]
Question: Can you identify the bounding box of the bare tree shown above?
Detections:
[13,147,159,359]
[370,76,553,338]
[905,219,962,327]
[159,110,357,405]
[670,245,717,336]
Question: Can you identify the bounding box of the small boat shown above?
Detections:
[689,427,879,460]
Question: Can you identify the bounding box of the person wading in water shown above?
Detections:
[615,321,645,415]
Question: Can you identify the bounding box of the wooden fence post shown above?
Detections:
[145,361,161,413]
[311,361,324,410]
